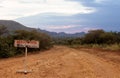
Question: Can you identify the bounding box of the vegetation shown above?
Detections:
[82,30,120,44]
[54,29,120,51]
[0,24,120,58]
[0,25,53,58]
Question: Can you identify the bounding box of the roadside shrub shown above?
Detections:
[0,37,16,58]
[0,29,53,58]
[13,30,53,51]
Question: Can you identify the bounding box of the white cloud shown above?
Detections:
[0,0,96,20]
[95,0,108,3]
[80,27,99,33]
[43,25,99,33]
[47,25,77,29]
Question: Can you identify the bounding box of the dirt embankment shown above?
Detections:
[0,46,120,78]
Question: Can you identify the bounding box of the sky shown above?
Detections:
[0,0,120,33]
[0,0,95,19]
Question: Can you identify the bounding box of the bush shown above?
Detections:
[0,29,53,58]
[82,30,120,44]
[0,37,16,58]
[13,30,53,50]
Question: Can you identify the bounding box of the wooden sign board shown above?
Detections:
[14,40,39,48]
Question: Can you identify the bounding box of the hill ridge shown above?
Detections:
[0,20,85,38]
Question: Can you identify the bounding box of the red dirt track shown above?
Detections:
[0,46,120,78]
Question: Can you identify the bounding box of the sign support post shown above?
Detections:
[16,46,32,74]
[15,40,39,74]
[24,46,28,73]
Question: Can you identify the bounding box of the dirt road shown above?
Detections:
[0,46,120,78]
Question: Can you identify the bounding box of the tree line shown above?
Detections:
[54,29,120,45]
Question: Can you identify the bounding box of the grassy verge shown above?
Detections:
[69,44,120,51]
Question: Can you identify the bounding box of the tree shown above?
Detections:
[100,32,117,44]
[83,30,105,44]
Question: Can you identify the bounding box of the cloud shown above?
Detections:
[44,25,99,33]
[67,0,98,7]
[47,25,77,29]
[72,27,99,33]
[15,3,120,32]
[95,0,106,3]
[0,0,96,20]
[14,0,120,33]
[19,0,46,4]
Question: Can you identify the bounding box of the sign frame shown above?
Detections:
[14,40,39,48]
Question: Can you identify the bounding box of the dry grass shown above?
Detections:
[70,44,120,51]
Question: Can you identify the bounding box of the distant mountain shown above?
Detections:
[0,20,85,38]
[37,28,85,38]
